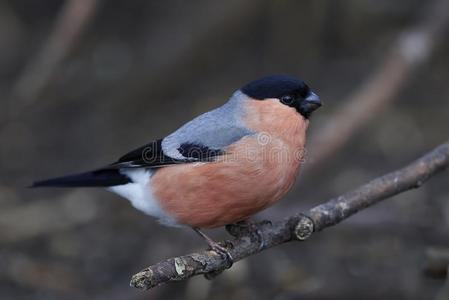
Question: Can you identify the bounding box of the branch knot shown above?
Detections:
[294,215,314,241]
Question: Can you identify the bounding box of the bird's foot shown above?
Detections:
[225,219,268,251]
[207,240,234,270]
[193,228,233,269]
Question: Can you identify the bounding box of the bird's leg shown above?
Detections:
[192,228,233,268]
[225,219,267,250]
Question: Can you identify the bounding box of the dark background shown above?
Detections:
[0,1,448,299]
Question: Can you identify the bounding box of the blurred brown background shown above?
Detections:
[1,0,449,299]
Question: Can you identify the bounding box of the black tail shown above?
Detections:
[31,168,131,188]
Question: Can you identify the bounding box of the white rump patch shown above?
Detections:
[108,169,179,227]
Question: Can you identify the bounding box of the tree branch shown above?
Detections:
[130,140,449,290]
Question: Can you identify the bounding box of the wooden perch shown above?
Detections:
[130,140,449,290]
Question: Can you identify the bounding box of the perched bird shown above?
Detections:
[33,75,321,263]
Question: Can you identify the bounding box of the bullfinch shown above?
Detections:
[33,75,321,263]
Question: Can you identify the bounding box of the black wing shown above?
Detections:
[110,139,224,168]
[32,139,225,188]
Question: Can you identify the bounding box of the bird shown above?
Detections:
[32,74,321,264]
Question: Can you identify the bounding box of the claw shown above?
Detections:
[192,228,233,268]
[209,242,234,268]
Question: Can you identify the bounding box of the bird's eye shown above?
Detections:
[280,95,295,105]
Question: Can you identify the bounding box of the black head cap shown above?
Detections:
[240,75,322,118]
[241,75,309,100]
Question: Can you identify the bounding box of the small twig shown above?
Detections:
[130,140,449,290]
[9,0,100,117]
[306,0,449,171]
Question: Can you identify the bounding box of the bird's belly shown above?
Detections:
[151,137,303,228]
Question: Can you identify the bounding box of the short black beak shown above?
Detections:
[305,92,321,111]
[298,92,321,118]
